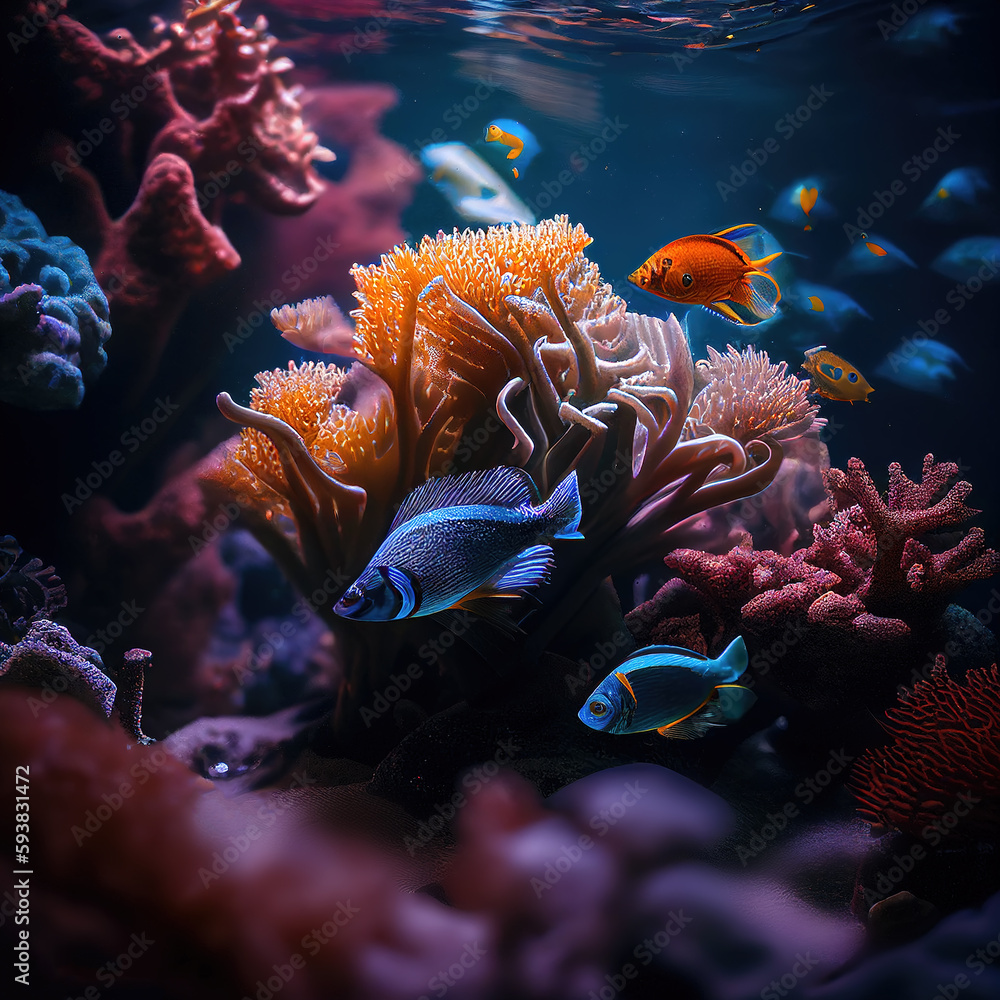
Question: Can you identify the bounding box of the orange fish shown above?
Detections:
[628,224,783,326]
[865,241,888,256]
[801,346,874,403]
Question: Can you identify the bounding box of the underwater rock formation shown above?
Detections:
[630,455,1000,710]
[850,658,1000,841]
[0,190,110,409]
[204,217,814,750]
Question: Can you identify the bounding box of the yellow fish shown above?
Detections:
[802,346,874,404]
[484,119,540,179]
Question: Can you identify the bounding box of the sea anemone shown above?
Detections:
[851,659,1000,841]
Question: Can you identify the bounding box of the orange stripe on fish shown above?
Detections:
[615,671,637,706]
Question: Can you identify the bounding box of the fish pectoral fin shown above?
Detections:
[705,300,755,326]
[488,544,555,593]
[450,595,525,636]
[741,271,781,318]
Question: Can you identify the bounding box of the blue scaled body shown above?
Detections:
[334,466,583,622]
[578,636,756,739]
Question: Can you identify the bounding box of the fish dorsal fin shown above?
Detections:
[621,644,710,664]
[711,224,777,261]
[389,467,538,531]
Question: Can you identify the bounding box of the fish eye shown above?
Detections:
[682,273,693,287]
[848,371,859,383]
[339,587,363,606]
[589,701,607,716]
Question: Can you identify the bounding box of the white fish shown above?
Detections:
[420,142,536,225]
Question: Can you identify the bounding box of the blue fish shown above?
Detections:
[892,6,962,47]
[483,119,540,178]
[833,233,917,279]
[917,168,991,222]
[769,177,837,226]
[787,282,871,331]
[875,339,968,395]
[930,236,1000,283]
[334,466,583,623]
[578,636,756,739]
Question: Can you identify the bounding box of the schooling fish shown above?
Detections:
[875,339,968,395]
[578,636,755,739]
[917,167,991,222]
[484,119,540,178]
[930,236,1000,283]
[334,466,583,624]
[801,346,874,403]
[628,224,784,326]
[788,282,871,331]
[833,233,917,278]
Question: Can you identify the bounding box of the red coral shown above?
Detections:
[850,659,1000,840]
[630,455,998,709]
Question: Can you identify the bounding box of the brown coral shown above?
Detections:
[851,659,1000,840]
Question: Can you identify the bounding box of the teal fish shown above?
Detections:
[577,636,756,739]
[484,119,540,178]
[334,467,583,623]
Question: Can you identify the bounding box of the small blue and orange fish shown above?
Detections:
[801,346,874,403]
[484,119,540,178]
[628,224,784,326]
[334,466,582,624]
[578,636,756,739]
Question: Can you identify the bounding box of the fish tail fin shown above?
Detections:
[537,470,584,540]
[708,635,749,682]
[713,684,757,721]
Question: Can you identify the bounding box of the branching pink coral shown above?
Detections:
[851,659,1000,840]
[630,455,998,709]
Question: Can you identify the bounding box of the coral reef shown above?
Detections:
[850,658,1000,841]
[0,535,66,643]
[630,455,1000,709]
[11,0,331,398]
[0,190,110,409]
[204,217,813,750]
